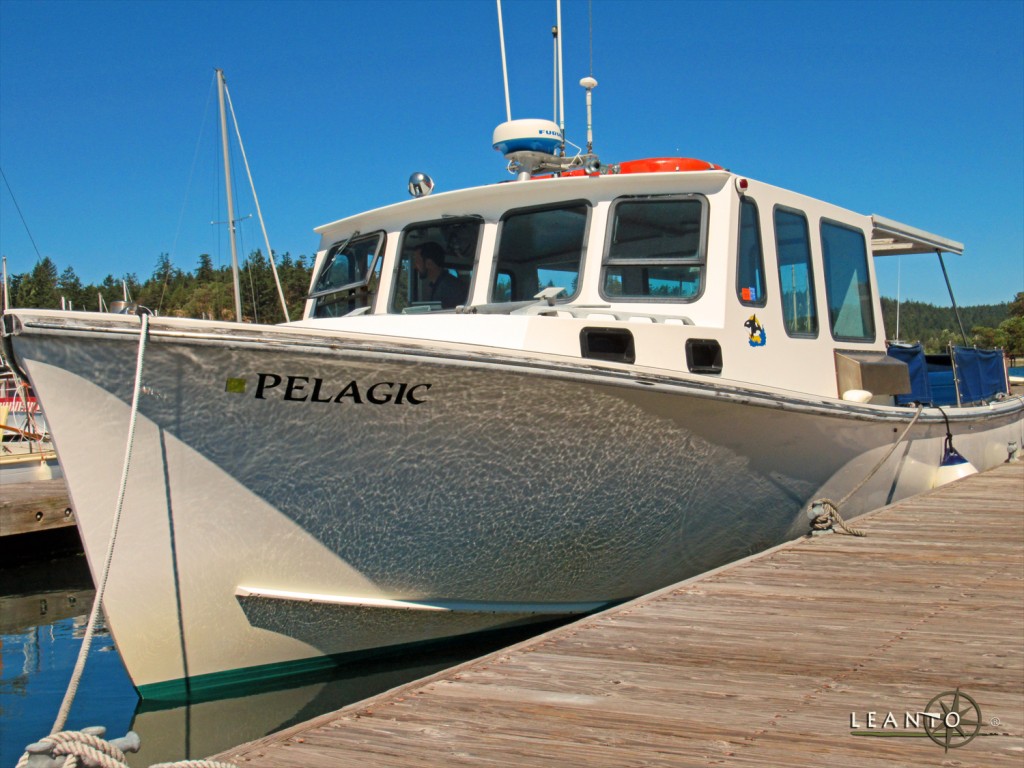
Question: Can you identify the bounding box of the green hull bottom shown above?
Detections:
[134,616,581,711]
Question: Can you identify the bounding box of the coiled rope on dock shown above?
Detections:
[19,728,134,768]
[18,316,237,768]
[18,727,237,768]
[808,404,925,536]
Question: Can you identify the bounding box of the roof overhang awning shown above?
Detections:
[870,215,964,256]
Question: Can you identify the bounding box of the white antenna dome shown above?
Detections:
[492,118,563,155]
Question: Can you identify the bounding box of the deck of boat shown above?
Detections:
[216,463,1024,767]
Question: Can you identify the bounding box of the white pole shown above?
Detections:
[895,256,901,340]
[552,25,558,125]
[496,0,512,122]
[556,0,565,142]
[580,76,597,153]
[224,83,291,322]
[217,69,243,322]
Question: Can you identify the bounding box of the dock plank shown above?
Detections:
[217,463,1024,766]
[0,477,74,537]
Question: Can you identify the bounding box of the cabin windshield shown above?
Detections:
[601,196,707,301]
[390,218,481,313]
[309,232,385,318]
[491,202,589,303]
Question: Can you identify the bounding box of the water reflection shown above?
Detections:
[1,552,566,766]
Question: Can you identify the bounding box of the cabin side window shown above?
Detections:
[389,217,481,313]
[308,232,386,318]
[491,202,588,303]
[821,220,875,342]
[737,198,766,306]
[773,207,818,337]
[601,196,707,301]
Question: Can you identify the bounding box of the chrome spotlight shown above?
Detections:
[408,172,434,198]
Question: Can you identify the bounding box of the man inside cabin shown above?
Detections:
[412,241,465,309]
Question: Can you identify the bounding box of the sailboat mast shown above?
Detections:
[217,69,243,322]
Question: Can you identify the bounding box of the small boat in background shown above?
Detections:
[0,365,60,483]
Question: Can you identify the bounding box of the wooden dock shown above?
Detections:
[217,463,1024,767]
[0,477,74,538]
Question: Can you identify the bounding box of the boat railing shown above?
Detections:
[457,300,694,325]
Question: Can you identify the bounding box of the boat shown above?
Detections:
[2,22,1022,703]
[0,365,60,483]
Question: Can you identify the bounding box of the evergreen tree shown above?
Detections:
[196,254,215,283]
[56,265,88,310]
[14,257,60,308]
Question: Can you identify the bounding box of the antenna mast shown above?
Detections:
[496,0,512,122]
[223,83,291,322]
[556,0,565,149]
[551,25,558,126]
[216,69,243,322]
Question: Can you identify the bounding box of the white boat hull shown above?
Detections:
[5,311,1022,699]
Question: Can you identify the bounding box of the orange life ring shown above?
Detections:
[617,157,724,173]
[546,156,723,178]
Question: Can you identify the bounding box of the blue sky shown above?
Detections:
[1,0,1021,308]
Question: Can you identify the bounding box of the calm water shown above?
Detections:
[1,551,560,765]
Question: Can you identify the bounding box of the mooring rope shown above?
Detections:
[19,728,237,768]
[48,313,151,735]
[19,314,238,767]
[19,729,131,768]
[809,404,925,536]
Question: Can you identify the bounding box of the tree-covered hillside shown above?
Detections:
[880,296,1021,355]
[3,253,1022,358]
[6,251,311,323]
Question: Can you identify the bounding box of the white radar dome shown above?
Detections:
[492,119,563,156]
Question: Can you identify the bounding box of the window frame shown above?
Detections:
[388,215,483,314]
[736,197,768,308]
[820,217,876,343]
[772,205,819,339]
[489,199,591,304]
[599,194,709,303]
[307,230,387,318]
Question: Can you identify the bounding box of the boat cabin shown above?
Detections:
[298,159,964,403]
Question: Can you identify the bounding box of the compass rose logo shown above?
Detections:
[849,687,993,750]
[920,688,983,751]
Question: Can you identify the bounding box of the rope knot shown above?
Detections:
[808,498,866,537]
[19,727,238,768]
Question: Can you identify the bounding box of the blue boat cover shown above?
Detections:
[887,343,933,405]
[953,346,1008,404]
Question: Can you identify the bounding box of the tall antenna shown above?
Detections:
[588,0,594,76]
[580,76,597,154]
[556,0,565,144]
[551,25,558,125]
[496,0,512,122]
